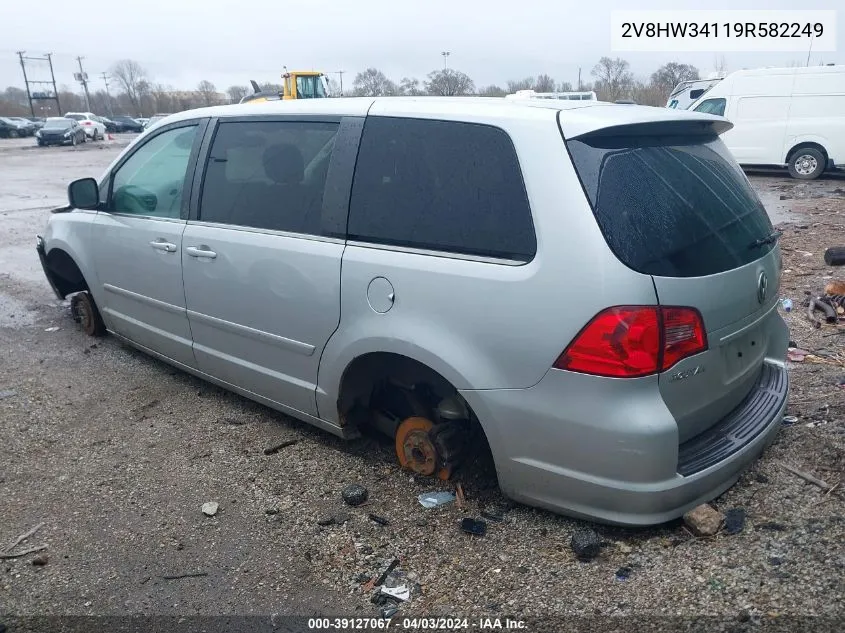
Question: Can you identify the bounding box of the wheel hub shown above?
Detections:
[395,417,438,476]
[796,155,817,175]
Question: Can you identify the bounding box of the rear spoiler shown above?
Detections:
[559,105,733,140]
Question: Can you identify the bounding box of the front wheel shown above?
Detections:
[70,134,77,146]
[70,291,106,336]
[788,148,826,180]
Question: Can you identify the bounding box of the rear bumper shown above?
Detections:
[461,360,788,526]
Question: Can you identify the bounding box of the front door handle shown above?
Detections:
[185,246,217,259]
[150,240,177,253]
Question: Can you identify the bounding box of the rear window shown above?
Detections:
[566,133,775,277]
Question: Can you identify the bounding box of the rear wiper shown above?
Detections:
[749,231,782,249]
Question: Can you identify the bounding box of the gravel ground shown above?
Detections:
[0,142,843,630]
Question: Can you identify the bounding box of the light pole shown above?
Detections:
[441,51,450,69]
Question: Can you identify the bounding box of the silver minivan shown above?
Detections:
[37,97,789,525]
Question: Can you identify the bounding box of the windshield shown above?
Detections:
[295,75,326,99]
[45,119,72,129]
[567,132,774,278]
[65,114,85,121]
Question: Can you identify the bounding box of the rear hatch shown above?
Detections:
[564,117,784,443]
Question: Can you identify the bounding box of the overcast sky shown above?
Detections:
[1,0,841,96]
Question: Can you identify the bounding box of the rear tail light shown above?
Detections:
[554,306,707,378]
[82,121,92,125]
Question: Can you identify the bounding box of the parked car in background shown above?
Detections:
[36,117,86,146]
[26,117,46,130]
[36,97,789,526]
[0,117,34,137]
[688,64,845,179]
[63,112,107,140]
[0,118,19,138]
[111,115,144,133]
[8,117,38,135]
[135,117,150,127]
[99,116,120,133]
[143,114,170,129]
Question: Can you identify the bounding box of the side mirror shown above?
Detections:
[68,177,99,210]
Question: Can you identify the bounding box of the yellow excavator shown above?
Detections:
[241,70,330,103]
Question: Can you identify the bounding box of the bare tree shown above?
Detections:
[506,77,534,93]
[226,85,248,103]
[533,74,556,92]
[557,81,573,92]
[630,81,667,107]
[591,57,634,101]
[477,85,507,97]
[425,69,474,96]
[352,68,397,96]
[650,62,699,94]
[398,77,424,96]
[111,59,148,115]
[196,80,219,106]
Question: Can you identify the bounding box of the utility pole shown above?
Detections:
[100,72,113,116]
[47,54,61,115]
[335,70,345,96]
[441,51,450,69]
[16,51,35,116]
[76,56,92,111]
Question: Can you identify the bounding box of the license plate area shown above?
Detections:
[720,325,767,383]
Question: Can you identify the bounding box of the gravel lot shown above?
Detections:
[0,139,843,630]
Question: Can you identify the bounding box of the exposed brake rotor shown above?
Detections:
[395,416,452,480]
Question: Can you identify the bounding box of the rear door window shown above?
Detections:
[566,131,775,277]
[199,120,339,235]
[348,116,536,261]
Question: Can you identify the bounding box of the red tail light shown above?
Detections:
[82,121,92,125]
[554,306,707,378]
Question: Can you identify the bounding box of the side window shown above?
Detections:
[110,125,198,218]
[348,117,536,261]
[694,98,726,116]
[199,120,339,235]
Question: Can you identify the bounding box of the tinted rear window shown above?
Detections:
[567,133,774,277]
[348,117,536,261]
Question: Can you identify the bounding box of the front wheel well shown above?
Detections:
[786,142,828,164]
[45,248,88,298]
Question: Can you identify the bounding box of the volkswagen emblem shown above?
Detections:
[757,271,768,304]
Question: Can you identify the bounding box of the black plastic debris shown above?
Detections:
[480,509,505,523]
[460,518,487,536]
[615,566,632,580]
[724,508,746,535]
[369,513,389,526]
[757,521,787,532]
[374,559,400,587]
[571,528,602,561]
[380,605,400,619]
[342,484,369,506]
[768,556,783,566]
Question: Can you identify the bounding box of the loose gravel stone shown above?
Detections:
[341,484,368,506]
[684,504,724,536]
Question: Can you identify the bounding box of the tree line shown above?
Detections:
[0,57,702,118]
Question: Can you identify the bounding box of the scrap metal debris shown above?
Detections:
[201,502,219,517]
[380,585,410,601]
[417,491,455,508]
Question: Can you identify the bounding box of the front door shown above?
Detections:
[92,122,204,366]
[182,118,346,416]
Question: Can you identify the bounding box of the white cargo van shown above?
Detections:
[688,65,845,179]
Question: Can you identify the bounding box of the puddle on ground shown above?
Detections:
[756,189,802,225]
[0,292,38,327]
